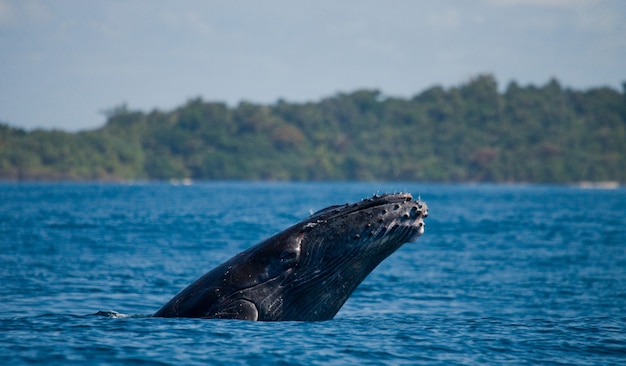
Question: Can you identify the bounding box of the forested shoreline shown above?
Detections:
[1,75,625,183]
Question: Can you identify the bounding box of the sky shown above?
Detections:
[1,0,625,131]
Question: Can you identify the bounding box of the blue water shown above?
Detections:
[1,182,625,365]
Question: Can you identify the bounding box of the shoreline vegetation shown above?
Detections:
[1,75,625,184]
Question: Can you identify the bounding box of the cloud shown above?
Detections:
[0,0,16,27]
[485,0,598,7]
[425,9,462,29]
[0,0,52,28]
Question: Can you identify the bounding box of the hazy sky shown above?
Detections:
[1,0,625,131]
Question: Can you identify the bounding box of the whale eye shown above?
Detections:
[261,244,301,281]
[279,247,300,266]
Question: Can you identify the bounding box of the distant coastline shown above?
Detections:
[2,75,625,184]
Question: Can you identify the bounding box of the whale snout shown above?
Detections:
[350,193,428,245]
[396,198,427,241]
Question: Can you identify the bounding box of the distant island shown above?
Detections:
[1,75,625,184]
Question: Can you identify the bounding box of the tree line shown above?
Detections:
[1,75,625,183]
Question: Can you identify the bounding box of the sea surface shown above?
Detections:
[1,182,625,365]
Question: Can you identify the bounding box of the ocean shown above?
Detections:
[1,182,625,365]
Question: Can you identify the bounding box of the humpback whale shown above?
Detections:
[153,193,428,321]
